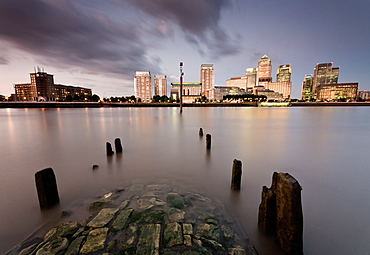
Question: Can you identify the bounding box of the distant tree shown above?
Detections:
[66,95,73,102]
[91,94,100,102]
[73,94,80,101]
[152,95,161,102]
[129,95,136,102]
[110,97,118,102]
[161,95,170,102]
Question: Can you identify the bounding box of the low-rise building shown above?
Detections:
[358,91,370,101]
[212,86,246,101]
[14,70,92,101]
[316,83,358,101]
[170,83,201,103]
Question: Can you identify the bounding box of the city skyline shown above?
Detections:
[0,0,369,98]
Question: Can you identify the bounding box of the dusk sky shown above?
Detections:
[0,0,369,98]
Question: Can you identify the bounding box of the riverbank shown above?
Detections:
[1,101,370,108]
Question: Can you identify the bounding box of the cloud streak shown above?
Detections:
[0,0,160,79]
[127,0,240,58]
[0,0,239,78]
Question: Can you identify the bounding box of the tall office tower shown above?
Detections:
[30,70,55,101]
[257,55,272,85]
[246,68,257,88]
[134,71,152,102]
[276,64,292,82]
[301,75,314,101]
[200,64,214,98]
[312,63,339,96]
[154,74,167,96]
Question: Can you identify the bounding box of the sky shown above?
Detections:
[0,0,369,99]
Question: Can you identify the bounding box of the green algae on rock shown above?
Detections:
[15,182,257,255]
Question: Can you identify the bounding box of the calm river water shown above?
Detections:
[1,107,369,254]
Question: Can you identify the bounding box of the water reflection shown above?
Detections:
[1,107,370,254]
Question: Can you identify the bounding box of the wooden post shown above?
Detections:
[206,134,211,150]
[106,142,114,155]
[35,168,60,209]
[114,138,123,153]
[258,172,303,254]
[231,159,242,190]
[179,62,184,114]
[199,128,203,136]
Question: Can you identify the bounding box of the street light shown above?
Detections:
[180,62,184,113]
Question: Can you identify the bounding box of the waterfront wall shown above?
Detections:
[1,101,370,108]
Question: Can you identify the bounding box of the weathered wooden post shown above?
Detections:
[35,168,60,209]
[231,159,242,190]
[258,172,303,255]
[199,128,203,136]
[114,138,123,153]
[106,142,114,155]
[206,134,211,149]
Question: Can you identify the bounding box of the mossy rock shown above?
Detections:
[128,209,166,225]
[166,193,192,209]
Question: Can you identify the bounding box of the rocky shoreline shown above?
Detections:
[12,183,258,255]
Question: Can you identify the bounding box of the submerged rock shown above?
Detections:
[136,224,161,255]
[80,228,108,254]
[43,221,80,242]
[111,208,134,232]
[196,223,220,241]
[64,236,85,255]
[87,208,119,228]
[167,208,186,223]
[163,222,183,247]
[117,224,138,250]
[36,237,69,255]
[14,182,254,255]
[166,193,192,209]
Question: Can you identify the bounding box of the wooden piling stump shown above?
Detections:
[231,159,242,190]
[114,138,123,153]
[106,142,114,155]
[35,168,60,209]
[199,128,203,136]
[206,134,211,150]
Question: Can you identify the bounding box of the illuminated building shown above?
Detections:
[170,82,201,102]
[257,55,291,99]
[200,64,214,98]
[53,84,92,101]
[266,81,291,99]
[358,91,370,101]
[257,55,272,85]
[246,68,257,88]
[226,68,257,91]
[224,55,291,100]
[212,86,246,101]
[316,83,358,101]
[301,75,314,101]
[276,64,292,82]
[14,69,91,101]
[226,76,248,90]
[153,74,167,96]
[14,83,37,101]
[134,71,152,102]
[312,63,339,96]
